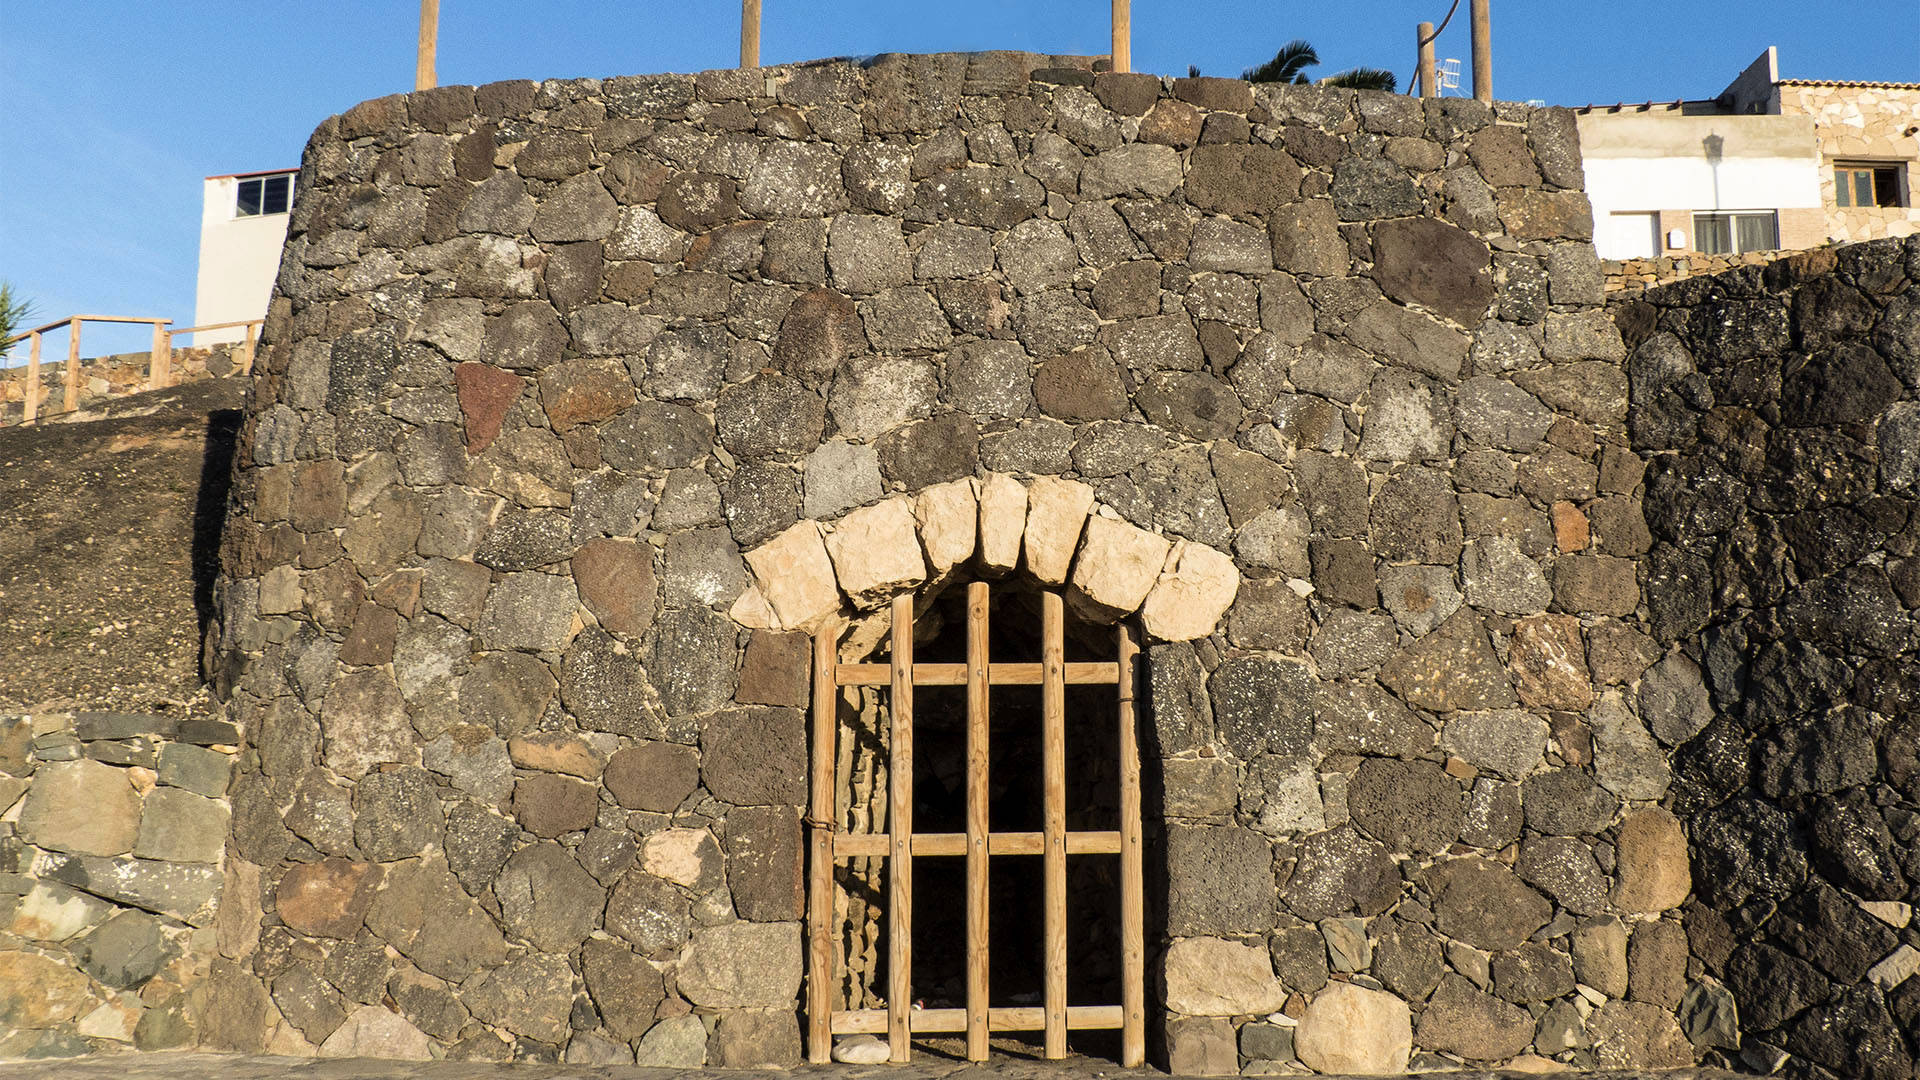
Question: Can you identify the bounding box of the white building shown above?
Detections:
[1577,48,1918,261]
[193,169,296,345]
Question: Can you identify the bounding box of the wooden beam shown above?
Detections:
[1041,591,1067,1059]
[965,582,990,1061]
[63,319,81,413]
[1117,621,1145,1068]
[836,661,1119,686]
[887,593,914,1063]
[1111,0,1130,74]
[836,830,1122,858]
[831,1004,1124,1035]
[24,332,40,422]
[741,0,762,67]
[416,0,439,91]
[807,622,840,1064]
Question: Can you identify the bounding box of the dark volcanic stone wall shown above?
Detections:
[202,51,1703,1073]
[1620,238,1920,1080]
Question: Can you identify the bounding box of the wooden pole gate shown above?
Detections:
[807,583,1145,1066]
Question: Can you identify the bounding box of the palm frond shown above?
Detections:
[1322,66,1398,93]
[1243,39,1319,85]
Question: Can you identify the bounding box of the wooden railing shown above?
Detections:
[2,315,261,423]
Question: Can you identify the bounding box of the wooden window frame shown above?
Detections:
[806,584,1146,1066]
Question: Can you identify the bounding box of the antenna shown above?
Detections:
[1438,58,1462,94]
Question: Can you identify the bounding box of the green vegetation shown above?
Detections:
[1,281,38,355]
[1242,40,1397,93]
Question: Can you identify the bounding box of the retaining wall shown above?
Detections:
[1619,238,1920,1079]
[0,711,236,1056]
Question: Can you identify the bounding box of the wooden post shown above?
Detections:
[241,321,259,376]
[63,319,82,413]
[1110,0,1130,74]
[741,0,761,68]
[24,331,41,422]
[416,0,439,91]
[887,594,915,1063]
[1116,622,1145,1068]
[964,583,991,1061]
[1040,592,1067,1059]
[1417,21,1437,99]
[1471,0,1491,102]
[148,320,171,391]
[807,623,840,1063]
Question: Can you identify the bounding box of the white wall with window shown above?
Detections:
[193,169,297,346]
[1576,110,1821,259]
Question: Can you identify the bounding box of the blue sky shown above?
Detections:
[2,1,1915,359]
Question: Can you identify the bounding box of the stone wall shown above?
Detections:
[1,343,252,427]
[196,51,1707,1073]
[1604,248,1819,297]
[0,711,236,1056]
[1618,238,1920,1079]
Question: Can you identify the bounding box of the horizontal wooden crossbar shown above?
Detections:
[835,831,1122,858]
[830,1005,1125,1035]
[836,661,1119,686]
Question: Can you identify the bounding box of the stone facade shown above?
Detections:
[0,712,237,1056]
[1603,249,1811,297]
[0,47,1854,1075]
[1617,237,1920,1080]
[1776,82,1920,245]
[192,51,1697,1073]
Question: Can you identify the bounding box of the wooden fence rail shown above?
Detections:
[3,315,261,424]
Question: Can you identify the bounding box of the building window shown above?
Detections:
[1693,211,1778,256]
[237,174,293,217]
[1834,163,1905,208]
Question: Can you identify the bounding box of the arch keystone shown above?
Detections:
[1023,477,1096,585]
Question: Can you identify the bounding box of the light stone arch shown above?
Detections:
[729,473,1240,649]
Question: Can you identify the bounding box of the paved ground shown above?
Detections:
[0,1053,1753,1079]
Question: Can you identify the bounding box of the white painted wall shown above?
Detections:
[1577,112,1821,258]
[193,173,294,345]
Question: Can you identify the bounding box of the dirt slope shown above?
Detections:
[0,379,243,713]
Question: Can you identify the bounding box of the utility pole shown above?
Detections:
[416,0,439,91]
[1112,0,1130,74]
[742,0,761,67]
[1471,0,1491,102]
[1416,21,1436,98]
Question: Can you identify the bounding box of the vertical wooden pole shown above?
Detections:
[1417,22,1437,99]
[416,0,439,91]
[1110,0,1131,74]
[241,321,259,376]
[149,320,171,391]
[63,319,82,412]
[1041,592,1067,1059]
[1117,622,1145,1068]
[887,594,915,1063]
[741,0,761,67]
[807,623,840,1064]
[24,331,41,422]
[964,583,991,1061]
[1471,0,1491,102]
